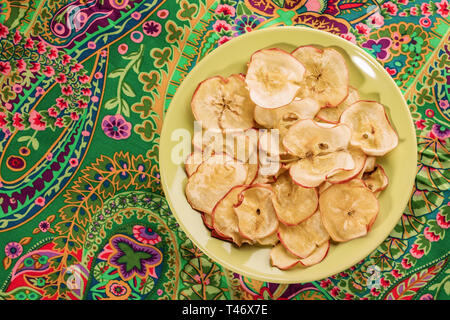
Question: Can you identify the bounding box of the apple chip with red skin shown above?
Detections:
[272,171,318,226]
[327,146,367,184]
[340,101,399,156]
[362,164,389,193]
[185,154,248,215]
[282,119,354,187]
[278,211,329,258]
[212,186,250,246]
[270,241,330,270]
[191,74,256,130]
[316,86,360,123]
[234,185,279,241]
[246,48,306,109]
[319,180,379,242]
[291,46,349,107]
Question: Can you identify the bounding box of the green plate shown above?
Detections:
[159,27,417,283]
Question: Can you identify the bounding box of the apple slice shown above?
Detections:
[270,241,329,270]
[291,46,349,107]
[340,101,399,156]
[212,185,251,246]
[254,98,320,129]
[327,147,367,184]
[234,185,279,241]
[289,151,355,188]
[245,48,305,109]
[361,164,389,193]
[272,171,318,225]
[191,74,256,130]
[319,180,379,242]
[283,119,351,159]
[277,211,329,258]
[185,154,248,214]
[316,86,359,123]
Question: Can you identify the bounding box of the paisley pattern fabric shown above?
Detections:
[0,0,449,300]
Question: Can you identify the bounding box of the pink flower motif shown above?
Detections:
[401,258,412,269]
[77,100,88,109]
[55,73,67,84]
[69,158,79,167]
[370,287,380,296]
[43,66,55,77]
[101,114,131,140]
[118,43,128,55]
[0,61,11,75]
[382,1,398,15]
[330,287,340,297]
[12,83,22,93]
[436,211,450,228]
[419,17,432,28]
[35,196,46,206]
[0,112,6,129]
[48,107,58,117]
[437,0,449,17]
[215,4,236,16]
[132,11,142,20]
[439,99,449,110]
[5,242,22,259]
[62,54,71,65]
[81,88,92,96]
[13,30,22,44]
[410,244,424,258]
[38,220,51,232]
[71,63,83,73]
[157,9,169,19]
[0,24,9,39]
[142,21,162,37]
[30,62,40,73]
[29,110,46,131]
[88,41,96,49]
[12,113,25,130]
[355,23,371,36]
[213,20,232,32]
[37,41,47,54]
[398,0,408,4]
[410,7,418,16]
[367,12,384,28]
[56,97,68,110]
[415,119,425,130]
[79,74,90,83]
[423,227,440,242]
[24,38,34,49]
[218,35,232,45]
[343,293,354,300]
[320,279,332,288]
[16,59,26,72]
[47,47,58,60]
[55,118,64,128]
[380,277,390,288]
[340,33,356,44]
[94,72,103,79]
[61,85,73,96]
[46,153,53,161]
[421,3,431,15]
[70,112,79,121]
[391,269,402,278]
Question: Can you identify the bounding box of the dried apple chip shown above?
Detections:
[340,101,399,156]
[327,147,367,184]
[291,46,349,107]
[316,86,360,123]
[191,74,256,130]
[185,154,248,214]
[362,164,389,193]
[319,180,379,242]
[234,185,279,241]
[272,171,318,225]
[246,48,305,109]
[270,241,329,270]
[278,211,329,258]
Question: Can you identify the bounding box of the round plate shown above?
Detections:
[159,27,417,283]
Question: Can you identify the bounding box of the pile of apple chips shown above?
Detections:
[184,46,398,270]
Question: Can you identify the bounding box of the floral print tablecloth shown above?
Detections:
[0,0,449,300]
